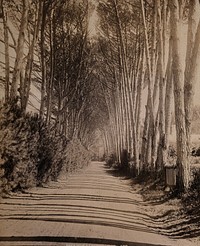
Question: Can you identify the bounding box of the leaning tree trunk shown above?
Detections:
[21,0,42,112]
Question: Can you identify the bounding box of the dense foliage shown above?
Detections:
[0,102,90,194]
[182,169,200,213]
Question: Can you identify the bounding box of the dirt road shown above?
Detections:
[0,162,197,245]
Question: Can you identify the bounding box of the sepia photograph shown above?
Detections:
[0,0,200,245]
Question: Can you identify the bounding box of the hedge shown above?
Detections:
[0,101,90,194]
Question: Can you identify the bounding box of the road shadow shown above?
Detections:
[0,236,170,246]
[102,164,200,239]
[104,164,133,181]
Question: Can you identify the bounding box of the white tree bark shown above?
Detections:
[170,0,190,189]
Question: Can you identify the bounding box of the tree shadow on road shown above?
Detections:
[104,163,133,180]
[0,236,169,246]
[103,164,200,240]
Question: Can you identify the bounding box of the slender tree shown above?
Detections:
[10,0,29,100]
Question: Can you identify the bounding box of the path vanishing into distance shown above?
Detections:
[0,162,197,246]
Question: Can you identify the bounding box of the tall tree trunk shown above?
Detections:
[140,0,154,122]
[140,104,149,171]
[46,9,55,125]
[1,0,10,103]
[40,1,47,118]
[184,0,200,150]
[170,0,190,189]
[21,0,42,112]
[165,36,173,150]
[140,0,158,171]
[10,0,29,100]
[136,48,145,172]
[156,0,166,171]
